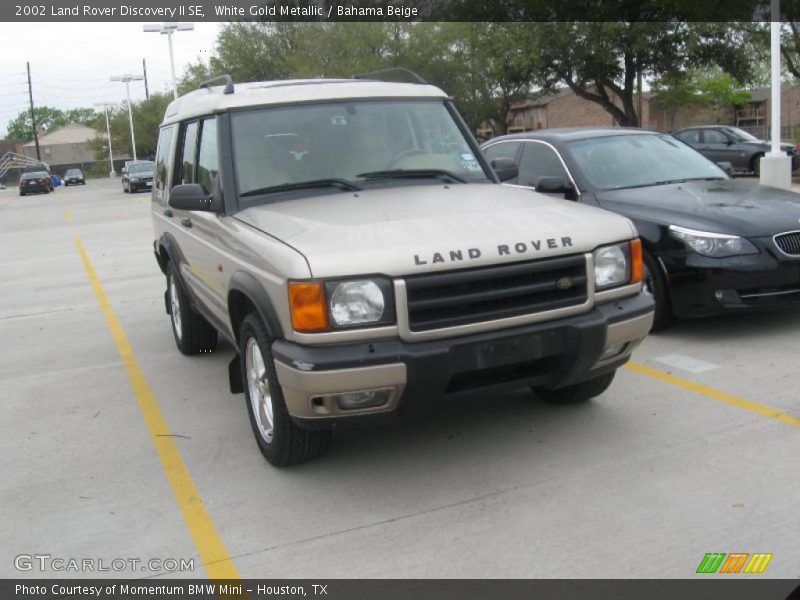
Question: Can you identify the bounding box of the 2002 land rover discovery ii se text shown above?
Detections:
[151,72,654,466]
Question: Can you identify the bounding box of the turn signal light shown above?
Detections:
[630,238,643,283]
[288,282,328,332]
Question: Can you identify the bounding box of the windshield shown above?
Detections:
[129,162,154,174]
[23,172,48,179]
[568,134,727,190]
[66,169,81,176]
[231,100,489,200]
[724,127,759,142]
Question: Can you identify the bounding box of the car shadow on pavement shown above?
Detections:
[654,307,800,342]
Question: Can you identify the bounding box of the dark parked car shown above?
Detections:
[63,168,85,186]
[19,171,51,196]
[673,125,798,176]
[122,161,154,193]
[482,128,800,329]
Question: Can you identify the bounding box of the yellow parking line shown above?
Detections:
[62,207,72,222]
[72,233,240,580]
[626,361,800,429]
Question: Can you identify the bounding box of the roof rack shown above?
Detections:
[353,67,428,85]
[198,74,235,95]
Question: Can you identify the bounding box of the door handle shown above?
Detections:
[163,208,173,217]
[180,218,192,228]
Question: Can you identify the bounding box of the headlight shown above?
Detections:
[328,280,387,326]
[668,225,758,258]
[594,242,630,289]
[130,177,140,182]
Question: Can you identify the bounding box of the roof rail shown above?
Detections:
[353,67,428,85]
[198,74,235,95]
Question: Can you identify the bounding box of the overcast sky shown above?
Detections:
[0,22,220,138]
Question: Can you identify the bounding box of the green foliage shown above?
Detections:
[88,93,172,160]
[531,22,754,126]
[5,105,98,141]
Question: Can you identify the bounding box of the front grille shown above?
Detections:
[404,254,587,331]
[774,231,800,256]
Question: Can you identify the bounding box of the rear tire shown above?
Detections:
[533,371,616,404]
[643,252,674,331]
[166,262,217,355]
[239,313,331,466]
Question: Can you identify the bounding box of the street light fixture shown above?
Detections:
[143,22,195,100]
[94,102,117,177]
[110,74,144,161]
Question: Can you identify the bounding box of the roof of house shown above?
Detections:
[511,87,657,111]
[22,123,97,147]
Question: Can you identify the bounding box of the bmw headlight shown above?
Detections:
[669,225,758,258]
[594,242,630,289]
[326,279,394,327]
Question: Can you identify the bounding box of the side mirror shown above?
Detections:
[535,176,569,194]
[536,176,578,200]
[489,157,519,182]
[715,161,734,176]
[169,183,218,212]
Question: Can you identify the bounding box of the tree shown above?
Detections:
[88,93,171,160]
[5,105,97,141]
[531,22,754,126]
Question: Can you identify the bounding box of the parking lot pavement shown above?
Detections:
[1,178,798,579]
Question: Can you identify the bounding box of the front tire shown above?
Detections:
[166,263,217,355]
[643,252,674,331]
[239,313,331,467]
[751,154,763,177]
[533,371,616,404]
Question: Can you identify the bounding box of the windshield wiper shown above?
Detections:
[614,177,725,190]
[356,169,467,183]
[240,178,361,198]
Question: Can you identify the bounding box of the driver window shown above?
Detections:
[702,130,729,144]
[517,142,568,189]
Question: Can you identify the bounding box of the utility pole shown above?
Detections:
[26,62,40,161]
[142,59,150,100]
[94,102,116,177]
[110,74,143,161]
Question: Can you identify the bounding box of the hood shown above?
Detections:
[235,184,635,278]
[596,178,800,237]
[743,140,794,152]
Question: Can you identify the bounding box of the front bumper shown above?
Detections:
[661,242,800,318]
[272,292,653,429]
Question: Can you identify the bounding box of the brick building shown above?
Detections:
[479,85,800,140]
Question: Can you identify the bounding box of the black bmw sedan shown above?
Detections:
[482,128,800,330]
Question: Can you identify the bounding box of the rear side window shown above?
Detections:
[483,141,521,163]
[676,130,700,144]
[178,121,198,185]
[154,125,175,192]
[702,129,729,144]
[196,118,219,194]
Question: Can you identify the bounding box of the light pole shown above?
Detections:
[94,102,116,177]
[143,22,195,100]
[110,74,143,161]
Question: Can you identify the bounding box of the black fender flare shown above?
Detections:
[227,271,284,342]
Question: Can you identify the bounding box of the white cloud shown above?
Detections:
[0,21,219,138]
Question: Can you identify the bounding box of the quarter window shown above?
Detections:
[484,141,521,164]
[676,130,700,144]
[154,125,175,193]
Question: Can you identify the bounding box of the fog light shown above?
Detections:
[715,289,740,304]
[334,388,394,410]
[599,343,626,361]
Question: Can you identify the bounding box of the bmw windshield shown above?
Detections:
[231,100,491,202]
[568,134,728,190]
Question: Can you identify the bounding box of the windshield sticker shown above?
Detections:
[461,152,482,172]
